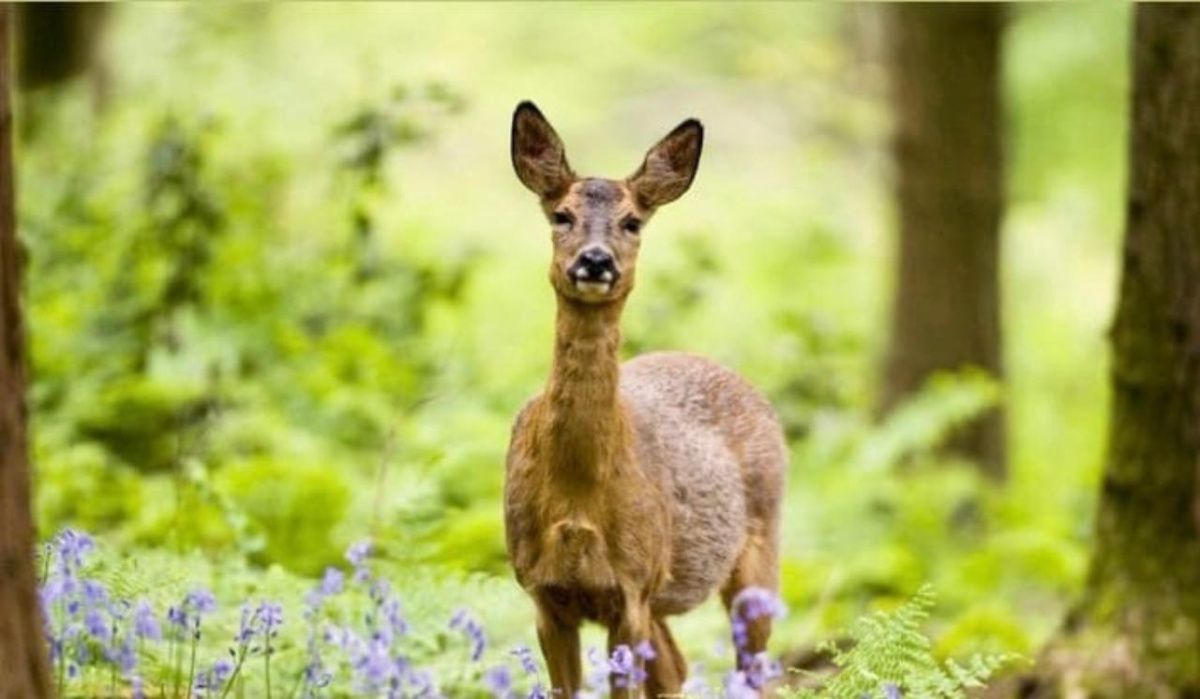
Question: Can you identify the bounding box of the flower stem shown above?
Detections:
[186,624,199,699]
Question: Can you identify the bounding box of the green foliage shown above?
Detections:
[216,457,351,574]
[785,586,1018,699]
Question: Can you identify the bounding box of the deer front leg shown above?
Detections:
[607,595,658,698]
[536,603,582,697]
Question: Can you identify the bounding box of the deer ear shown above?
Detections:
[511,101,575,200]
[629,119,703,209]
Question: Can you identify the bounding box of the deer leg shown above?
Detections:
[720,526,779,670]
[607,596,655,698]
[642,617,686,698]
[536,604,582,696]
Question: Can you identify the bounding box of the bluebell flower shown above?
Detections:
[193,658,234,697]
[584,646,610,690]
[258,600,283,654]
[133,600,161,640]
[81,579,109,606]
[236,603,259,643]
[346,540,372,568]
[884,683,903,699]
[449,609,486,662]
[83,608,108,639]
[185,589,217,616]
[608,643,648,688]
[54,529,95,573]
[609,645,635,676]
[167,605,187,630]
[745,651,782,690]
[634,639,656,661]
[319,567,345,596]
[110,636,137,674]
[730,587,785,662]
[382,596,408,637]
[483,665,513,698]
[406,668,440,698]
[682,666,712,698]
[511,644,538,675]
[723,670,759,699]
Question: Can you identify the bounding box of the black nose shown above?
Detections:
[571,248,619,282]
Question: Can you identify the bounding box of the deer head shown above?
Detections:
[511,101,703,304]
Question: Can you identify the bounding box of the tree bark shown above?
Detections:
[881,3,1007,479]
[15,2,107,91]
[0,4,52,697]
[1024,5,1200,697]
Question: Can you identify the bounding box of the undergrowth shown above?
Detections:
[783,586,1017,699]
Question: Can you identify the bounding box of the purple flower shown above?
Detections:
[382,597,408,637]
[449,609,486,662]
[730,587,785,661]
[405,668,440,698]
[319,567,345,596]
[584,646,610,690]
[884,683,903,699]
[194,658,234,696]
[346,540,372,568]
[237,603,258,643]
[54,530,95,573]
[745,651,782,690]
[83,609,108,639]
[167,605,188,630]
[731,587,786,626]
[81,579,109,606]
[511,644,538,675]
[185,589,217,615]
[110,636,137,674]
[483,665,513,698]
[723,670,760,699]
[634,640,656,661]
[259,601,283,631]
[607,644,646,688]
[682,667,712,698]
[609,645,635,675]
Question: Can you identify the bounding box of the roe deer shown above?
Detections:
[503,101,786,698]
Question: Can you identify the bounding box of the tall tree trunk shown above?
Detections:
[0,5,52,697]
[1026,5,1200,697]
[881,3,1007,479]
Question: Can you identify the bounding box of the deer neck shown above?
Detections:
[542,295,629,482]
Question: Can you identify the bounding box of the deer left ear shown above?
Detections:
[628,119,703,209]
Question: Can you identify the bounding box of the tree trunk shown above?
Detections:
[0,4,52,697]
[15,2,108,91]
[881,3,1007,479]
[1025,5,1200,697]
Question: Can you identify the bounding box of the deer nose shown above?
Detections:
[570,248,619,283]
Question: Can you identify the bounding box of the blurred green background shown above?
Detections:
[21,2,1128,668]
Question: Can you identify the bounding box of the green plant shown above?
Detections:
[785,586,1018,699]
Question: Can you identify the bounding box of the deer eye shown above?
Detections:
[622,217,642,235]
[552,211,574,227]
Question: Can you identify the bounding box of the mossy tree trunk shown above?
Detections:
[1029,5,1200,697]
[881,3,1007,480]
[0,4,52,696]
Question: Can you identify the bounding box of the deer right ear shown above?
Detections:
[511,101,575,200]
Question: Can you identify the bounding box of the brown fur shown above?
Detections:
[505,102,786,698]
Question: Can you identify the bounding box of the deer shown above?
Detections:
[503,101,787,698]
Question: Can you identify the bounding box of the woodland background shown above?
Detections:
[4,2,1197,697]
